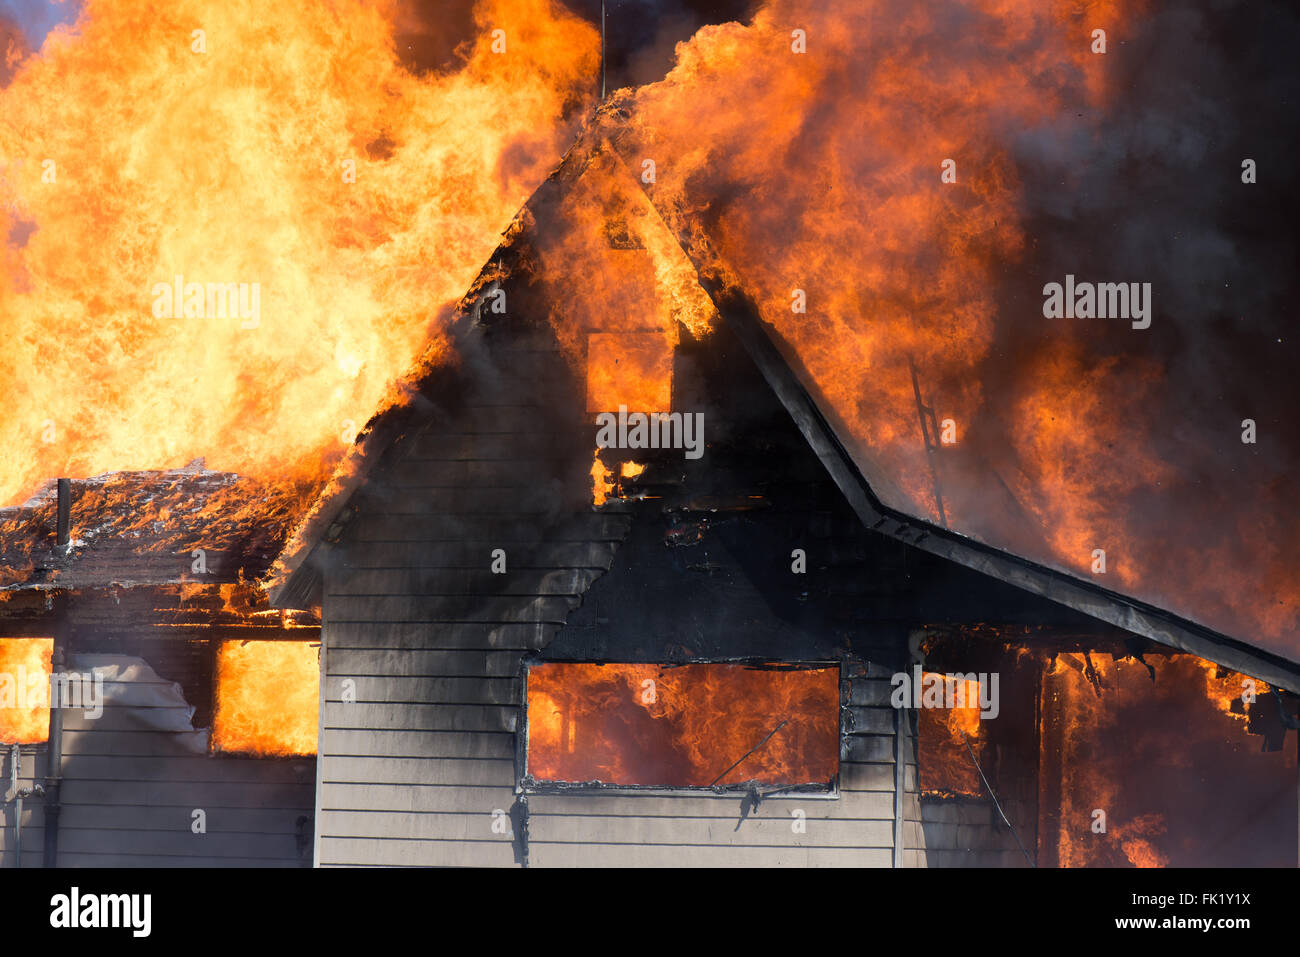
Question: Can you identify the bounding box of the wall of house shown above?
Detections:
[913,794,1033,867]
[522,660,906,867]
[314,330,618,866]
[0,746,46,868]
[309,305,942,866]
[1,636,314,867]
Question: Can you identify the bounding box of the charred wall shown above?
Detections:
[311,286,1108,866]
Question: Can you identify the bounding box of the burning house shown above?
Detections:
[2,0,1298,870]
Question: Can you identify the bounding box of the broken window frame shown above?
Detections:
[517,656,845,797]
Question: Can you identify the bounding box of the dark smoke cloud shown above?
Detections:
[982,0,1300,641]
[568,0,759,89]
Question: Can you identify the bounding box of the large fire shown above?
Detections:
[612,0,1297,653]
[212,640,319,756]
[0,0,598,512]
[0,637,53,743]
[526,662,839,787]
[3,0,1289,657]
[1044,653,1294,867]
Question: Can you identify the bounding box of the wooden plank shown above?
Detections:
[319,729,514,760]
[324,649,523,679]
[55,827,303,860]
[326,568,606,598]
[323,676,519,705]
[59,729,210,755]
[324,622,553,652]
[848,679,894,707]
[55,852,304,868]
[60,709,203,734]
[55,780,314,809]
[846,707,895,734]
[839,762,899,792]
[841,734,893,763]
[528,842,892,867]
[527,814,893,848]
[56,804,308,833]
[320,756,514,787]
[318,836,518,867]
[322,702,517,733]
[50,755,314,785]
[319,782,517,814]
[527,790,894,820]
[323,810,519,842]
[324,595,579,626]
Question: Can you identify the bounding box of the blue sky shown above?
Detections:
[1,0,81,48]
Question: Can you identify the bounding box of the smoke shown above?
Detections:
[992,0,1300,640]
[618,0,1300,650]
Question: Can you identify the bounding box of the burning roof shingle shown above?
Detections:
[0,462,310,590]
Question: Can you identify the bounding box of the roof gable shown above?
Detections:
[270,112,1300,691]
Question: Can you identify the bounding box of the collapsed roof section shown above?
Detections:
[0,462,301,591]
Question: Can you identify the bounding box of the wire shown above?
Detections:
[958,728,1036,868]
[710,719,789,787]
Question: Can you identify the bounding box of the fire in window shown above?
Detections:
[586,332,672,415]
[524,661,839,789]
[212,640,319,756]
[0,638,53,744]
[917,672,985,797]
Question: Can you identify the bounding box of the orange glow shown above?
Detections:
[608,0,1295,650]
[586,333,672,414]
[0,0,598,511]
[0,638,52,743]
[526,662,839,787]
[213,640,319,756]
[537,148,716,415]
[590,450,613,506]
[918,673,984,796]
[1044,653,1283,868]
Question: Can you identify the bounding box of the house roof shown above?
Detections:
[224,107,1300,691]
[0,463,298,591]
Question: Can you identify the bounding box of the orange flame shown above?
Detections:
[0,0,598,510]
[611,0,1294,649]
[0,638,52,743]
[526,662,839,786]
[1046,653,1286,868]
[918,673,984,796]
[213,640,319,756]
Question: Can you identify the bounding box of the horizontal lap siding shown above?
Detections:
[0,748,47,867]
[315,369,617,866]
[317,615,551,866]
[3,656,314,868]
[51,700,314,867]
[317,546,906,866]
[527,668,902,867]
[312,336,908,867]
